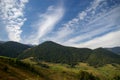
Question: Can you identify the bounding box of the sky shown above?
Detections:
[0,0,120,49]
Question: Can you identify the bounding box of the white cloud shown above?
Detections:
[78,11,87,20]
[0,0,28,42]
[66,6,120,44]
[62,5,120,48]
[46,27,74,43]
[25,4,65,44]
[71,30,120,49]
[89,0,105,10]
[47,0,106,43]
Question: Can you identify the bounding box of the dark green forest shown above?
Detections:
[18,41,120,67]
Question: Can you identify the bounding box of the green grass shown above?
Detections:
[23,58,120,80]
[1,56,119,80]
[0,56,78,80]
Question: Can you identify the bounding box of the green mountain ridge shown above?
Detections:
[0,41,31,58]
[18,41,120,67]
[18,41,92,66]
[87,48,120,67]
[0,41,120,66]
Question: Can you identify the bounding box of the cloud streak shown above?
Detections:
[0,0,28,42]
[26,4,65,44]
[66,6,120,44]
[71,30,120,49]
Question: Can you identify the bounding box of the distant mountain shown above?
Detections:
[105,47,120,55]
[87,48,120,67]
[0,41,31,58]
[18,41,120,66]
[0,41,5,45]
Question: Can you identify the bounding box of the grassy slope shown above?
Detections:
[43,62,120,80]
[0,56,45,80]
[0,56,78,80]
[0,56,120,80]
[22,57,78,80]
[23,57,120,80]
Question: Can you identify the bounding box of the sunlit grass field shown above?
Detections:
[23,57,120,80]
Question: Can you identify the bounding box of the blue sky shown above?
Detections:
[0,0,120,48]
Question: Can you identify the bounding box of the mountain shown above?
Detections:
[18,41,120,66]
[0,41,5,45]
[0,41,120,79]
[0,41,31,58]
[18,41,92,66]
[87,48,120,67]
[105,47,120,55]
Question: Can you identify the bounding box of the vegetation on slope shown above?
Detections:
[22,57,120,80]
[0,56,45,80]
[0,41,31,57]
[87,48,120,67]
[0,41,120,80]
[0,55,120,80]
[18,41,92,66]
[18,41,120,67]
[0,56,102,80]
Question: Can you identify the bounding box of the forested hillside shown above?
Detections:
[0,41,31,58]
[18,41,120,67]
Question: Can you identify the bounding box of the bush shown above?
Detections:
[37,63,49,68]
[78,71,99,80]
[2,66,8,72]
[113,75,120,80]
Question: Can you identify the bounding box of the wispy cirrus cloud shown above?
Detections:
[0,0,28,42]
[70,30,120,49]
[25,3,65,44]
[46,0,106,42]
[46,0,120,48]
[66,6,120,44]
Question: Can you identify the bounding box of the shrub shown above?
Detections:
[78,71,99,80]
